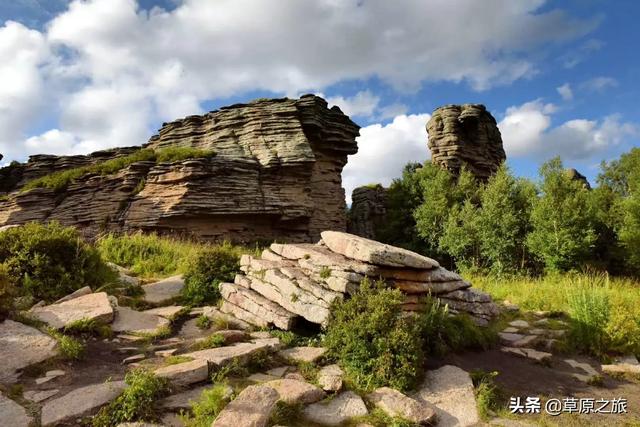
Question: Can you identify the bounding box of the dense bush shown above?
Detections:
[93,369,169,427]
[181,384,233,427]
[0,222,116,302]
[0,263,15,321]
[182,244,241,306]
[324,279,426,392]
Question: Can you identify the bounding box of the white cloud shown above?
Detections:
[499,99,637,160]
[580,76,618,93]
[326,90,380,119]
[557,83,573,101]
[343,113,430,203]
[0,0,599,162]
[561,38,604,69]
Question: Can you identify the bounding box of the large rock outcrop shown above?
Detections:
[426,104,505,180]
[219,231,499,328]
[0,95,359,243]
[346,184,387,240]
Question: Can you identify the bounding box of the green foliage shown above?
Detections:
[47,328,86,360]
[63,318,112,338]
[0,263,15,321]
[0,222,116,302]
[296,361,320,383]
[93,369,169,427]
[319,266,332,279]
[268,401,304,426]
[191,333,226,350]
[196,314,213,330]
[182,244,241,306]
[324,278,425,392]
[353,408,418,427]
[96,232,202,278]
[567,276,611,357]
[470,370,503,420]
[526,158,597,272]
[165,355,195,365]
[22,147,215,193]
[181,384,233,427]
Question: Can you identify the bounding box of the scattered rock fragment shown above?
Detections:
[278,346,326,363]
[266,378,325,404]
[143,306,185,320]
[318,364,344,392]
[142,275,184,305]
[501,347,552,363]
[23,389,59,403]
[368,387,436,425]
[183,338,280,368]
[155,359,209,387]
[122,354,146,365]
[303,391,368,426]
[414,365,479,427]
[54,286,93,304]
[30,292,114,329]
[111,306,170,335]
[508,320,530,329]
[602,363,640,375]
[213,384,279,427]
[0,393,32,427]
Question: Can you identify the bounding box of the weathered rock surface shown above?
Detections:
[318,364,344,392]
[24,389,60,403]
[414,365,479,427]
[142,276,184,305]
[0,320,59,383]
[30,292,114,329]
[222,232,497,328]
[155,359,209,387]
[111,306,170,334]
[0,393,32,427]
[347,184,388,240]
[265,379,325,404]
[143,305,185,319]
[278,346,327,363]
[0,96,359,243]
[368,387,436,425]
[41,380,126,426]
[303,391,368,426]
[183,338,281,368]
[54,286,93,304]
[427,104,506,180]
[212,384,279,427]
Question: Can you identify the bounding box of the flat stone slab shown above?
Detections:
[0,393,32,427]
[565,359,599,376]
[24,389,59,402]
[413,365,479,427]
[213,384,279,427]
[602,363,640,375]
[266,366,289,378]
[143,306,185,319]
[155,359,209,387]
[111,306,170,334]
[265,379,325,404]
[303,391,368,426]
[142,275,184,305]
[508,320,530,329]
[54,286,93,304]
[318,364,344,392]
[368,387,436,425]
[498,332,525,344]
[30,292,114,329]
[321,231,439,269]
[501,347,552,363]
[41,380,126,426]
[0,320,59,383]
[183,338,281,368]
[278,346,326,363]
[247,373,280,383]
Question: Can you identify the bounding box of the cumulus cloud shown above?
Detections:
[499,99,637,161]
[343,113,430,203]
[0,0,599,162]
[557,83,573,101]
[326,91,380,119]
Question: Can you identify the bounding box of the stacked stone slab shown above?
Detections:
[219,231,499,329]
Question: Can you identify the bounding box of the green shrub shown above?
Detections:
[0,222,116,302]
[196,314,213,330]
[470,370,503,420]
[181,384,233,427]
[22,147,215,193]
[182,245,241,306]
[93,369,169,427]
[268,401,304,426]
[324,279,425,392]
[64,318,112,338]
[47,328,86,360]
[0,263,15,321]
[567,277,611,357]
[191,333,226,350]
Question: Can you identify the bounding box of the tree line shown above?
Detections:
[375,147,640,276]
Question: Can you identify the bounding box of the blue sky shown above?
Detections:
[1,0,638,201]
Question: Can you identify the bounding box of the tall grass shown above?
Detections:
[469,272,640,357]
[22,147,215,193]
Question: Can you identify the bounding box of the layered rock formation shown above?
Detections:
[346,184,387,240]
[0,95,359,242]
[426,104,506,180]
[219,231,499,328]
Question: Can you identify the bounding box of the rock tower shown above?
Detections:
[0,95,359,242]
[426,104,505,180]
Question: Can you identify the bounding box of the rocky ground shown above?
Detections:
[1,238,639,426]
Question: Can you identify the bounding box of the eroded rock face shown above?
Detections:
[0,95,359,243]
[347,185,388,240]
[426,104,505,180]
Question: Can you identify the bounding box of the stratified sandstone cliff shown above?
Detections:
[0,95,359,243]
[426,104,505,180]
[347,185,387,240]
